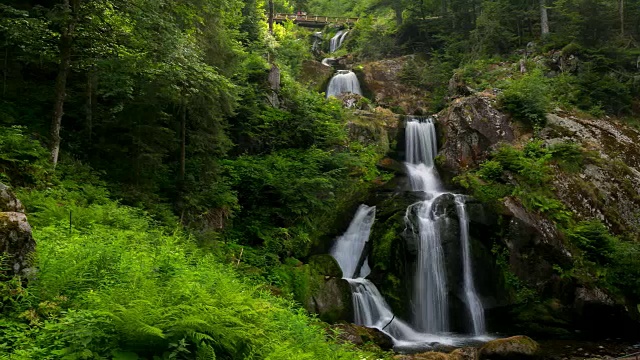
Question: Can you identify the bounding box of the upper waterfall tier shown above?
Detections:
[326,70,362,99]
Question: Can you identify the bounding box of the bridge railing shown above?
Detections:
[274,13,359,24]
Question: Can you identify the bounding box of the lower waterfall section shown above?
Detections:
[454,195,486,336]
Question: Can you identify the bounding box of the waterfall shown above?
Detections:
[312,31,322,52]
[454,195,486,336]
[330,205,376,279]
[330,30,348,52]
[327,115,489,349]
[404,117,449,333]
[330,205,455,347]
[326,70,362,99]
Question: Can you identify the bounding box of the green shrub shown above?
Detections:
[0,126,50,186]
[499,70,550,128]
[568,220,616,265]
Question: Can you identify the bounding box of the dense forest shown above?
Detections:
[0,0,639,358]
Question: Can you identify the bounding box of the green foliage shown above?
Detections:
[499,70,551,128]
[0,126,50,186]
[0,183,379,359]
[568,220,616,265]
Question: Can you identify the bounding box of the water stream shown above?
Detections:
[329,116,488,349]
[330,30,349,52]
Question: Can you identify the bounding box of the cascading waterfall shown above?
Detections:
[403,116,486,336]
[326,70,362,99]
[328,116,488,350]
[404,117,449,333]
[330,30,349,52]
[331,205,454,347]
[454,195,486,336]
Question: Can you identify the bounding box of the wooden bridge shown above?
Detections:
[273,13,359,28]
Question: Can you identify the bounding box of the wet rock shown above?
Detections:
[0,183,24,213]
[0,212,35,276]
[332,322,394,350]
[479,335,540,359]
[305,277,353,324]
[438,95,516,175]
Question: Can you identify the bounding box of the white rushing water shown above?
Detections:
[404,118,449,333]
[454,195,486,336]
[326,70,362,99]
[331,205,456,348]
[328,117,488,351]
[330,30,349,52]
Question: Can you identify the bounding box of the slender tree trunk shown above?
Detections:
[50,0,77,166]
[619,0,624,36]
[394,3,403,26]
[3,45,7,97]
[540,0,549,37]
[86,68,96,145]
[268,0,274,33]
[179,104,186,184]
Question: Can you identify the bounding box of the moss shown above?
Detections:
[479,335,540,358]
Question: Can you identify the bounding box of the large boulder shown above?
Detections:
[306,277,353,323]
[478,336,540,360]
[358,56,431,114]
[298,60,334,92]
[0,183,24,212]
[331,322,394,351]
[437,95,516,176]
[0,183,35,277]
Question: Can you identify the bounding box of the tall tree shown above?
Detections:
[540,0,549,37]
[50,0,80,166]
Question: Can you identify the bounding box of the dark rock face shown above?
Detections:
[478,336,540,360]
[298,60,334,92]
[502,198,573,288]
[0,183,35,277]
[438,95,516,175]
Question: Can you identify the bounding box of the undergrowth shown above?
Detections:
[0,174,385,360]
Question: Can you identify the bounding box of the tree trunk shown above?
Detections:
[179,104,186,184]
[619,0,624,36]
[540,0,549,37]
[394,3,403,26]
[86,67,96,145]
[268,0,274,33]
[50,0,79,166]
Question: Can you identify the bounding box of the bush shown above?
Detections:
[0,126,50,186]
[499,70,550,128]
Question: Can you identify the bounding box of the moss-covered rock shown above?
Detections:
[305,277,353,324]
[308,254,343,278]
[478,335,540,360]
[331,322,393,351]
